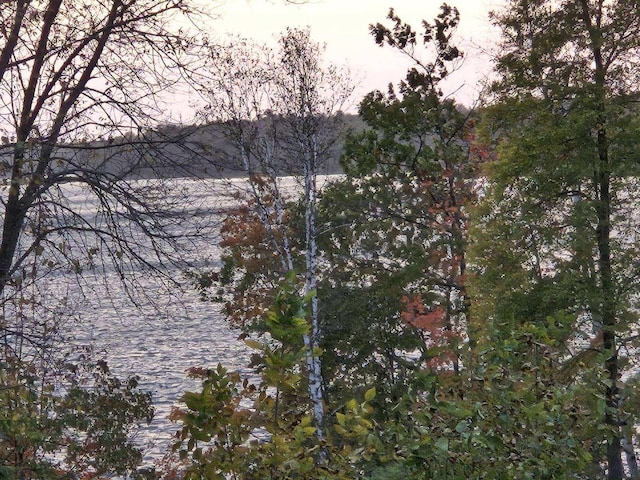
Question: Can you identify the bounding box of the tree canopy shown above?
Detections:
[6,1,640,479]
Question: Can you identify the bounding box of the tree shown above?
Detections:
[0,0,216,475]
[0,349,153,479]
[472,0,640,477]
[193,28,353,458]
[311,7,597,479]
[177,6,604,479]
[0,0,214,352]
[316,4,475,412]
[0,0,213,298]
[166,276,376,480]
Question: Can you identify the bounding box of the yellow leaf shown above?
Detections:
[244,339,263,350]
[302,426,317,436]
[358,418,373,429]
[299,416,312,427]
[364,387,376,402]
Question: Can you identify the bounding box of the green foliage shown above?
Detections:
[263,271,313,346]
[0,348,153,479]
[471,0,640,476]
[175,4,640,479]
[58,359,154,476]
[350,332,594,480]
[316,3,475,412]
[166,278,376,479]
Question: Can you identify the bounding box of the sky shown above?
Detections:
[206,0,503,109]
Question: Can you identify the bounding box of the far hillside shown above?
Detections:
[0,114,364,183]
[83,114,365,181]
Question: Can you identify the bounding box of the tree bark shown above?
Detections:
[302,132,327,459]
[579,0,622,476]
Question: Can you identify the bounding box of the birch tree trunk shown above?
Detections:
[302,130,326,450]
[196,28,353,457]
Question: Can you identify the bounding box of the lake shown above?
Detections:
[50,175,340,468]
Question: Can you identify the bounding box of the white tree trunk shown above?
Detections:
[623,436,639,480]
[302,134,326,452]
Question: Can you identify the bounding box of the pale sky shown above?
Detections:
[207,0,503,109]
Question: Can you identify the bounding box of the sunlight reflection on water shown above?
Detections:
[54,175,341,469]
[61,177,258,465]
[77,280,254,463]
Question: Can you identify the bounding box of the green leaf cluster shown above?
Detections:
[167,278,377,479]
[0,350,153,479]
[177,3,640,479]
